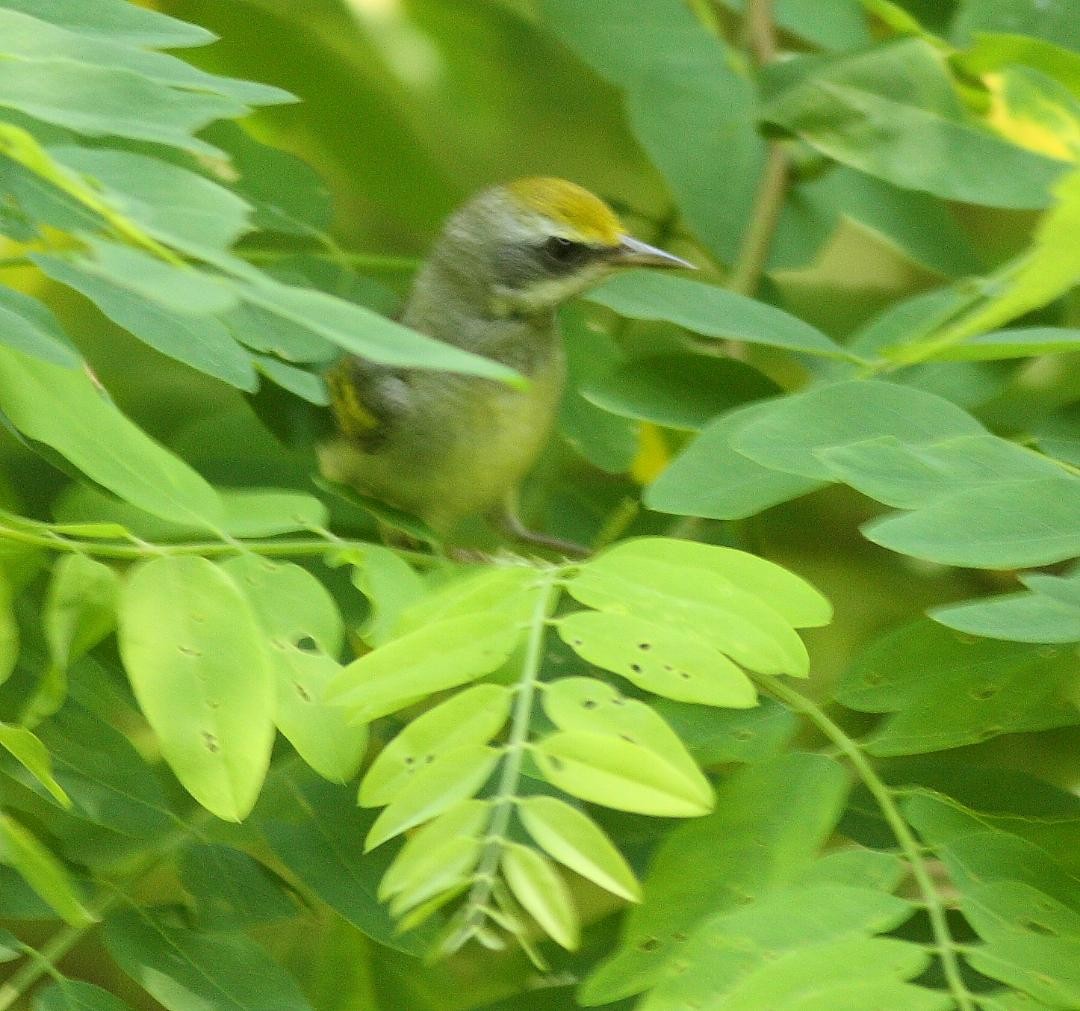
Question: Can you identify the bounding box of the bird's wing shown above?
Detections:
[325,356,412,451]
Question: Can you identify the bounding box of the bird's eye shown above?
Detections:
[542,236,589,267]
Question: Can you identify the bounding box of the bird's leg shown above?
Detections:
[496,494,590,559]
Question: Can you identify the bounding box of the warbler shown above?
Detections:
[319,177,692,545]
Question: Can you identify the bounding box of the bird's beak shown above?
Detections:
[611,235,696,270]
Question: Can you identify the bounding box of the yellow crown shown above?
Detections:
[506,177,623,246]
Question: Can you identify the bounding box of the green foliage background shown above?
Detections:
[0,0,1078,1009]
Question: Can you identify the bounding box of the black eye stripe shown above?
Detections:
[541,236,592,270]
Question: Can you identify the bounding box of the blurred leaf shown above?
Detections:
[930,327,1080,359]
[587,272,850,359]
[653,696,798,765]
[0,814,93,926]
[364,744,498,851]
[33,253,257,391]
[517,795,640,902]
[104,907,312,1011]
[0,571,16,686]
[887,169,1080,361]
[222,555,364,784]
[557,610,757,707]
[501,843,579,950]
[32,979,132,1011]
[863,476,1080,568]
[1032,405,1080,466]
[541,0,762,264]
[261,776,436,954]
[117,556,274,820]
[952,0,1080,51]
[764,39,1070,208]
[328,612,524,722]
[359,684,512,807]
[534,731,712,818]
[179,843,297,930]
[837,620,1079,755]
[43,554,119,675]
[582,353,780,430]
[905,791,1080,1007]
[0,722,69,807]
[7,0,213,47]
[0,285,79,367]
[581,753,848,1003]
[646,401,829,520]
[334,544,425,648]
[49,145,254,250]
[0,346,225,530]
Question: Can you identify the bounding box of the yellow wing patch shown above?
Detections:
[326,362,381,441]
[507,177,623,246]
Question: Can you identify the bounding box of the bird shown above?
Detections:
[318,177,693,549]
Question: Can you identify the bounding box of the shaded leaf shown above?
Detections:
[0,285,78,367]
[0,815,93,926]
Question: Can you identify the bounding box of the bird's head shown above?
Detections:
[430,177,694,318]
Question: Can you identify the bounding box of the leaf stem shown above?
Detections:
[447,567,563,951]
[0,521,437,567]
[727,0,789,298]
[238,247,421,274]
[759,676,976,1011]
[0,920,95,1011]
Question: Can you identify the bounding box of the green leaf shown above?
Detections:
[905,791,1080,1007]
[33,254,257,392]
[931,569,1080,643]
[517,795,640,902]
[335,544,425,648]
[730,380,986,482]
[393,564,539,634]
[7,0,212,48]
[566,539,819,676]
[582,353,780,430]
[117,556,274,820]
[261,777,435,955]
[50,145,253,251]
[818,434,1063,510]
[179,844,296,931]
[33,979,132,1011]
[837,620,1080,755]
[0,571,16,687]
[103,907,311,1011]
[581,753,848,1003]
[221,555,363,784]
[541,0,762,263]
[645,401,829,520]
[863,477,1080,568]
[586,272,849,359]
[0,815,93,926]
[237,276,520,383]
[501,843,579,950]
[378,799,488,906]
[953,0,1080,51]
[0,346,224,530]
[0,285,78,367]
[0,722,69,807]
[359,684,513,807]
[534,731,712,818]
[541,677,710,794]
[763,38,1070,208]
[328,612,524,722]
[364,744,499,851]
[653,697,798,765]
[557,610,757,707]
[43,554,119,674]
[925,327,1080,360]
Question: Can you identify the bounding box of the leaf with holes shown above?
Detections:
[518,795,640,902]
[501,843,580,951]
[534,732,712,818]
[327,613,524,723]
[117,556,274,820]
[364,745,499,852]
[566,542,813,677]
[837,620,1080,756]
[359,684,512,807]
[221,556,361,782]
[558,611,756,707]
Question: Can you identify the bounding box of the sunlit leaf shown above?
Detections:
[117,556,274,820]
[501,843,579,950]
[0,815,93,926]
[517,795,640,902]
[42,554,119,675]
[0,722,69,807]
